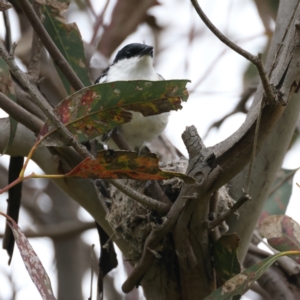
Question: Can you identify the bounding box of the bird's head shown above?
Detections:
[110,43,154,78]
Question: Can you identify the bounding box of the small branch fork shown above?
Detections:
[190,0,276,103]
[0,42,91,159]
[208,191,251,230]
[190,0,284,195]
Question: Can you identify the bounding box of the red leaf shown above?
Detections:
[3,215,57,300]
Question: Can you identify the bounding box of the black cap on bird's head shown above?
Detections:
[113,43,154,64]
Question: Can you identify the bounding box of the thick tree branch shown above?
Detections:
[0,91,43,133]
[227,0,300,262]
[123,125,212,293]
[0,221,95,239]
[18,0,85,91]
[173,126,222,299]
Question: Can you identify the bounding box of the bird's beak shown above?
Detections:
[139,45,153,57]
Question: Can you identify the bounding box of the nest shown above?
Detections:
[99,157,236,258]
[102,158,188,259]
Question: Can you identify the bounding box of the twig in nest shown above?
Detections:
[107,179,170,215]
[122,194,191,293]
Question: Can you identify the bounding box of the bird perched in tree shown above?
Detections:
[95,43,169,151]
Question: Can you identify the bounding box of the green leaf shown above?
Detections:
[260,215,300,263]
[38,79,190,146]
[204,250,300,300]
[0,57,18,154]
[259,169,295,223]
[213,234,241,285]
[67,150,195,183]
[41,0,91,93]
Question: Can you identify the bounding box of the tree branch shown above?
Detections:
[27,1,43,83]
[0,221,95,239]
[208,191,251,230]
[0,42,91,158]
[107,179,170,214]
[227,0,300,263]
[122,193,190,293]
[190,0,276,103]
[0,91,43,133]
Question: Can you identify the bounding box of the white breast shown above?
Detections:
[103,55,169,149]
[107,112,169,150]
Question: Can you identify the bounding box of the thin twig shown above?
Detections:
[107,179,170,214]
[190,33,264,93]
[190,0,275,102]
[89,244,95,300]
[3,10,12,51]
[27,2,43,83]
[18,0,84,91]
[111,129,134,151]
[208,191,251,230]
[85,0,97,18]
[0,221,95,239]
[204,86,256,138]
[90,0,110,45]
[269,168,299,196]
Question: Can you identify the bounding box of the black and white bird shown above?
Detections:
[95,43,169,150]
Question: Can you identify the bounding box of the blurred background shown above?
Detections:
[1,0,299,299]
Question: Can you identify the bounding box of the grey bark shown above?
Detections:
[228,0,300,263]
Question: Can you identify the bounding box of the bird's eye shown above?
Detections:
[125,51,131,58]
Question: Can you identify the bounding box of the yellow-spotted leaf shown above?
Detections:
[66,150,195,183]
[38,80,190,146]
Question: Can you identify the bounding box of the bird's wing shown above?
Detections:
[94,66,109,84]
